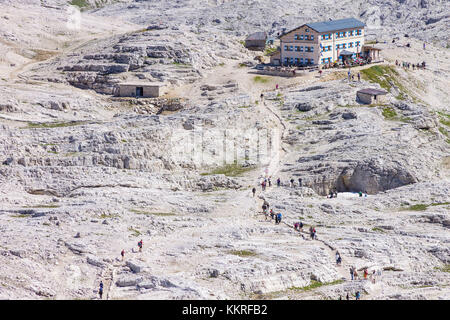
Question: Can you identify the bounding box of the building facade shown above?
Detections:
[279,18,365,66]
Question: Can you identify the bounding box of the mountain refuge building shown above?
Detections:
[278,18,366,66]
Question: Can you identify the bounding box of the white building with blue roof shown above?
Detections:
[278,17,365,66]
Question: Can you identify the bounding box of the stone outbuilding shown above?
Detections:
[361,45,382,62]
[117,82,166,98]
[357,88,388,104]
[245,32,268,51]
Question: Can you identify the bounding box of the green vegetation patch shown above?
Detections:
[404,204,428,211]
[228,250,257,257]
[360,64,410,100]
[130,209,175,216]
[128,227,142,237]
[381,107,397,120]
[435,264,450,273]
[253,76,270,84]
[69,0,89,9]
[24,204,60,209]
[289,280,344,292]
[264,47,278,56]
[24,121,86,129]
[200,162,255,177]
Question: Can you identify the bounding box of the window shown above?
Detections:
[343,31,346,37]
[356,41,360,47]
[300,35,304,40]
[300,58,304,64]
[300,46,304,52]
[290,45,293,51]
[290,57,294,64]
[349,30,353,36]
[305,28,309,32]
[310,59,314,65]
[342,43,346,49]
[294,34,299,40]
[349,42,353,48]
[310,46,314,52]
[284,45,288,51]
[284,57,289,64]
[336,32,339,38]
[357,29,362,35]
[311,35,314,40]
[295,46,299,51]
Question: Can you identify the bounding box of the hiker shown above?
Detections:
[337,255,342,266]
[359,191,363,197]
[312,227,316,240]
[346,293,350,300]
[276,84,279,90]
[334,189,338,198]
[355,291,361,300]
[121,249,125,261]
[372,270,376,284]
[261,180,266,191]
[270,209,275,220]
[347,69,351,81]
[412,64,415,70]
[264,200,270,211]
[99,281,104,299]
[290,178,294,188]
[363,268,368,279]
[277,178,281,187]
[299,221,303,232]
[357,72,361,82]
[423,42,426,50]
[294,222,299,230]
[351,74,355,81]
[329,190,334,198]
[262,203,267,214]
[319,69,322,77]
[336,251,341,265]
[252,187,256,197]
[350,267,354,280]
[298,178,302,187]
[138,239,143,252]
[260,93,264,101]
[353,269,358,280]
[268,178,272,187]
[276,213,282,224]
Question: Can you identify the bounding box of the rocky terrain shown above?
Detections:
[0,0,449,300]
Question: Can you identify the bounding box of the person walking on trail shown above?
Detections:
[359,191,363,197]
[252,187,256,197]
[346,293,350,300]
[423,42,426,50]
[270,209,275,220]
[99,281,104,299]
[371,270,376,284]
[319,69,322,78]
[268,178,272,187]
[276,84,279,90]
[298,178,302,187]
[276,213,282,224]
[336,251,342,265]
[138,240,143,252]
[260,93,264,101]
[355,291,361,300]
[357,72,361,82]
[121,249,125,261]
[299,221,303,232]
[277,178,281,187]
[290,178,294,188]
[347,69,351,82]
[363,268,368,279]
[262,203,267,215]
[350,267,354,280]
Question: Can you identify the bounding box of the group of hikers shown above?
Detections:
[395,60,426,70]
[97,239,144,299]
[347,69,361,82]
[262,200,283,224]
[349,266,380,284]
[338,291,361,300]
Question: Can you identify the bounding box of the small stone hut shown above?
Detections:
[245,32,268,51]
[357,88,388,104]
[117,82,165,98]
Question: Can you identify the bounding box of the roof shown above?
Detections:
[119,82,164,87]
[357,88,388,96]
[280,17,365,38]
[339,50,354,55]
[306,18,365,33]
[246,32,268,41]
[362,45,382,51]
